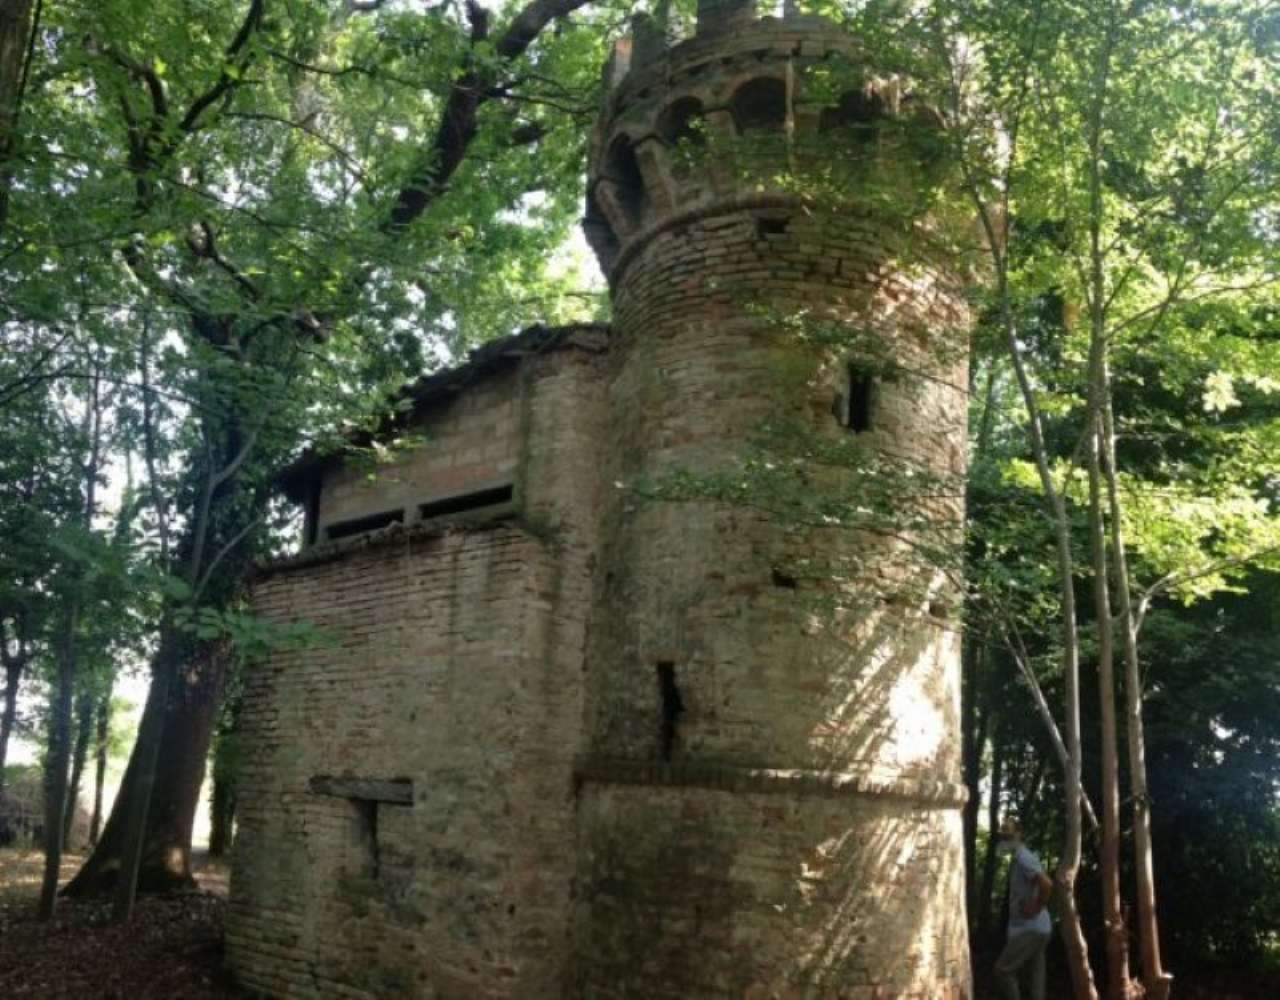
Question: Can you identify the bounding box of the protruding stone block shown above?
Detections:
[602,36,632,91]
[631,13,667,68]
[697,0,758,36]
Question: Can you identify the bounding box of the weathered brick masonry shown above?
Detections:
[228,2,972,997]
[229,328,610,998]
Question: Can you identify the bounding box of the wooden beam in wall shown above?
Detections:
[308,775,414,805]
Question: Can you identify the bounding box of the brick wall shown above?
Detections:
[227,344,608,998]
[318,370,523,541]
[576,780,969,998]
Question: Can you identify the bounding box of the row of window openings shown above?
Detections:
[317,483,516,544]
[644,83,884,153]
[605,82,885,217]
[319,370,874,545]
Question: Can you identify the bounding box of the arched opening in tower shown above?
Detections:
[730,77,788,134]
[605,135,648,228]
[660,96,707,147]
[583,188,621,273]
[819,89,886,151]
[659,96,707,175]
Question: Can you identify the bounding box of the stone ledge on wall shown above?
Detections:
[575,756,969,808]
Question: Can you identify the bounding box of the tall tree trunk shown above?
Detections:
[62,690,95,846]
[964,360,999,937]
[962,638,989,934]
[38,362,101,920]
[89,684,112,847]
[1077,8,1144,994]
[0,0,36,236]
[976,721,1006,950]
[64,638,227,897]
[1087,379,1131,999]
[0,654,22,801]
[39,612,77,918]
[0,613,33,804]
[208,663,243,859]
[1002,310,1098,1000]
[1101,389,1172,1000]
[208,771,235,858]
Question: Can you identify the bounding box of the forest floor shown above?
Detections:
[0,848,245,999]
[3,847,1278,999]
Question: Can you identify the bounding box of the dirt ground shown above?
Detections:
[0,848,246,999]
[3,848,1276,999]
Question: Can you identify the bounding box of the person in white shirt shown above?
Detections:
[994,816,1054,1000]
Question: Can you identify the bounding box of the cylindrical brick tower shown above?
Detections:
[574,3,972,997]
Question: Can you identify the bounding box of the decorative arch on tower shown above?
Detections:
[729,77,788,134]
[819,88,888,148]
[659,96,707,147]
[603,134,649,229]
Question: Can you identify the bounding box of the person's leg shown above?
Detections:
[994,932,1038,1000]
[1027,932,1050,1000]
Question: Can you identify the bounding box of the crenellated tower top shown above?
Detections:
[584,1,940,281]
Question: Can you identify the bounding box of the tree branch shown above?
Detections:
[193,514,265,601]
[384,0,593,234]
[176,0,266,136]
[187,220,261,301]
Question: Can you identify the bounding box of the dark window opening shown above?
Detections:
[757,217,789,239]
[606,136,647,224]
[731,77,788,134]
[303,476,322,547]
[326,508,405,541]
[584,189,620,271]
[820,89,885,148]
[771,567,798,589]
[355,798,379,878]
[656,662,684,762]
[419,483,514,521]
[846,365,878,433]
[659,97,707,148]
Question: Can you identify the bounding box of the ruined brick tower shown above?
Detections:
[573,2,970,996]
[227,2,971,997]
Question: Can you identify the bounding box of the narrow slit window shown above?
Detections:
[309,776,413,881]
[656,662,684,761]
[303,477,322,547]
[355,798,379,878]
[326,508,405,541]
[419,483,515,521]
[846,365,877,433]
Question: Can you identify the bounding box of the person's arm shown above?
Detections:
[1022,870,1053,918]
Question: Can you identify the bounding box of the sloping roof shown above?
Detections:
[278,322,611,502]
